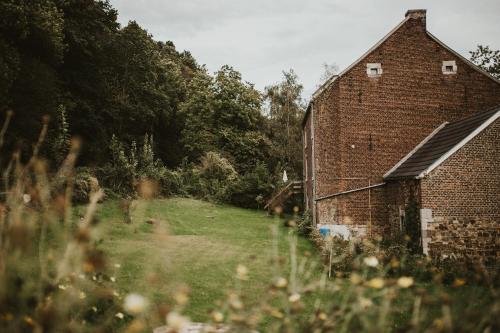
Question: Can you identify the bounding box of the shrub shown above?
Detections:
[230,162,274,208]
[198,151,238,202]
[296,210,312,236]
[73,167,101,203]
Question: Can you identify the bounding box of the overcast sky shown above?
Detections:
[109,0,500,99]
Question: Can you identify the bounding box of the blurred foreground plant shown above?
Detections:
[0,113,126,332]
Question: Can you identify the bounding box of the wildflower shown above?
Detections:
[350,273,362,285]
[288,293,301,303]
[317,312,327,321]
[24,316,34,326]
[124,293,149,314]
[114,263,121,268]
[113,290,120,297]
[359,297,373,309]
[397,276,414,288]
[79,291,87,299]
[166,311,189,330]
[365,278,384,289]
[110,276,116,282]
[390,257,400,268]
[58,284,67,290]
[270,309,284,319]
[453,278,466,287]
[211,311,224,323]
[174,290,189,305]
[228,293,243,310]
[115,312,124,319]
[363,256,379,267]
[236,264,248,280]
[274,277,288,288]
[22,194,31,203]
[92,306,98,313]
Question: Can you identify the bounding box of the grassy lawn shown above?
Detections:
[83,197,320,326]
[68,197,496,332]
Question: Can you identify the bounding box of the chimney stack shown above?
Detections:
[405,9,427,28]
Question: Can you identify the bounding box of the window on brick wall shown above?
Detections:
[442,60,457,74]
[367,63,382,77]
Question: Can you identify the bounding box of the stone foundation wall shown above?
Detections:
[426,217,499,265]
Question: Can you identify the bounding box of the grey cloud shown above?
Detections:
[110,0,500,99]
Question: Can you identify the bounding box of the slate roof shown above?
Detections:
[384,106,500,180]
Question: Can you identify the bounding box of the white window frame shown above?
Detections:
[367,63,382,77]
[442,60,457,75]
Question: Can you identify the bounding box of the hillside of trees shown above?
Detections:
[0,0,305,208]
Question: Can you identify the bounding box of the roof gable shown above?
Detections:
[384,107,500,180]
[311,12,500,102]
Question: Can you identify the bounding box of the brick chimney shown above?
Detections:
[405,9,426,28]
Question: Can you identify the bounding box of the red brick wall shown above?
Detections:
[420,119,500,220]
[308,13,500,229]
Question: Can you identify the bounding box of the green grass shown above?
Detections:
[84,197,319,325]
[70,197,495,331]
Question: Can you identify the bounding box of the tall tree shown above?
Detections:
[181,66,270,173]
[264,70,305,180]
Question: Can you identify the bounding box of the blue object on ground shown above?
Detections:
[319,227,330,236]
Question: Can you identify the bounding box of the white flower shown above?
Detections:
[359,297,373,309]
[124,293,149,314]
[115,312,124,319]
[363,256,379,267]
[79,292,86,300]
[23,194,31,203]
[114,263,121,268]
[236,264,248,280]
[110,277,116,282]
[58,284,66,290]
[166,311,189,330]
[275,277,288,288]
[288,293,301,303]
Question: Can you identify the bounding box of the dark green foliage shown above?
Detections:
[230,162,275,209]
[198,151,238,203]
[403,199,422,254]
[73,167,100,203]
[0,0,307,209]
[470,45,500,79]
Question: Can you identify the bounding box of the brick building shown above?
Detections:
[302,9,500,258]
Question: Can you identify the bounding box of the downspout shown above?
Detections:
[302,123,306,210]
[311,101,317,226]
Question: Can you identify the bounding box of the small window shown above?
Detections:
[367,63,382,77]
[442,60,457,75]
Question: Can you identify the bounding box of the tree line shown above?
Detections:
[0,0,305,208]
